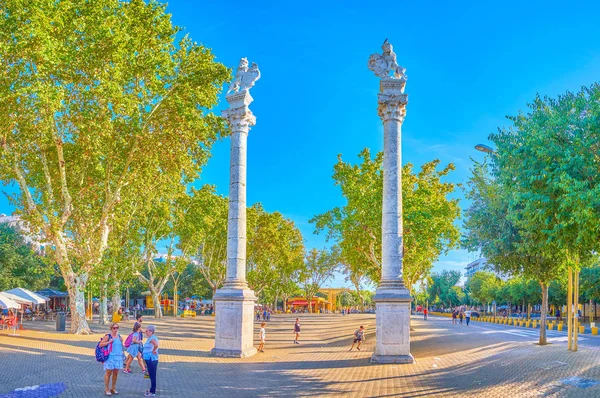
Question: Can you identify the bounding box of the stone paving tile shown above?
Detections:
[1,314,600,397]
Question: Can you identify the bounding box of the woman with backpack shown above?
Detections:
[123,322,146,374]
[98,323,124,396]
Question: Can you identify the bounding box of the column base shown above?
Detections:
[372,287,413,364]
[211,346,258,358]
[212,287,257,358]
[370,353,415,364]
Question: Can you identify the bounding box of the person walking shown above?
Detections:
[98,323,124,396]
[423,307,428,321]
[143,325,159,397]
[258,322,266,352]
[124,323,146,374]
[451,309,457,324]
[465,309,471,326]
[112,307,123,323]
[349,326,366,351]
[293,318,301,344]
[459,310,464,325]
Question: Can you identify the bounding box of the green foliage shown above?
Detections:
[463,84,600,343]
[0,0,229,331]
[0,223,52,291]
[247,204,305,296]
[491,85,600,268]
[466,271,503,305]
[299,247,340,313]
[580,265,600,302]
[312,148,460,291]
[428,270,462,307]
[177,185,228,296]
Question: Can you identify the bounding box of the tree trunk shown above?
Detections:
[66,273,91,334]
[151,289,162,318]
[212,286,218,299]
[307,295,313,313]
[282,294,288,312]
[99,281,109,325]
[539,282,548,345]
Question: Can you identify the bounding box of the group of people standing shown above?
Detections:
[258,317,366,353]
[97,314,160,396]
[451,307,473,326]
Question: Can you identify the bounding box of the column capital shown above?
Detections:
[222,91,256,131]
[378,93,408,122]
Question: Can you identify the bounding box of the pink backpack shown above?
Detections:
[124,333,134,348]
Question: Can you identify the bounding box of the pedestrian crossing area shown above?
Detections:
[480,327,589,343]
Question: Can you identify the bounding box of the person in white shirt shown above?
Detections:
[258,322,266,352]
[465,310,472,326]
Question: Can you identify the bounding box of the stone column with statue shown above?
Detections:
[368,40,414,364]
[211,58,261,358]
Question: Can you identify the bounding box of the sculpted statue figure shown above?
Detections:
[368,39,406,80]
[227,58,260,94]
[239,62,260,92]
[227,58,249,94]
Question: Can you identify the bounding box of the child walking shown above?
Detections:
[258,322,266,352]
[349,326,366,351]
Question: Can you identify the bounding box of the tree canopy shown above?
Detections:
[0,0,229,332]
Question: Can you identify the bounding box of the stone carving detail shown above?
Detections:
[378,94,408,122]
[227,57,261,94]
[368,39,407,83]
[222,106,256,130]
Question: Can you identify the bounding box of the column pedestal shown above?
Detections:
[371,289,414,364]
[211,287,257,358]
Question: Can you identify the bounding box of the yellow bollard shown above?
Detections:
[548,323,553,330]
[557,324,564,331]
[526,321,530,328]
[579,326,585,334]
[532,321,537,328]
[592,327,598,335]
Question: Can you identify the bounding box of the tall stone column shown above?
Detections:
[212,58,260,358]
[368,40,414,364]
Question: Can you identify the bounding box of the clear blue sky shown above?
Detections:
[2,1,600,287]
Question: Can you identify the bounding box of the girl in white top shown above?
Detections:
[258,322,266,352]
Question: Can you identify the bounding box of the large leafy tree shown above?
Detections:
[427,270,461,309]
[0,223,51,291]
[466,271,503,310]
[246,204,305,297]
[312,149,460,294]
[0,0,229,332]
[463,159,557,344]
[580,265,600,303]
[299,247,340,313]
[177,185,228,299]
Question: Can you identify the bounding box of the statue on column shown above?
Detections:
[227,57,261,94]
[368,39,407,84]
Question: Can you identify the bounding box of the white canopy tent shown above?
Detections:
[0,292,20,309]
[4,288,49,305]
[0,291,33,331]
[0,291,32,305]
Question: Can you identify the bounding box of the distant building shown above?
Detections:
[465,258,505,280]
[0,213,46,253]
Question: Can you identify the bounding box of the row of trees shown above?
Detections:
[462,83,600,344]
[0,0,345,333]
[424,268,600,320]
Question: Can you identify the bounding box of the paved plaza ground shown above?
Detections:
[2,313,600,397]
